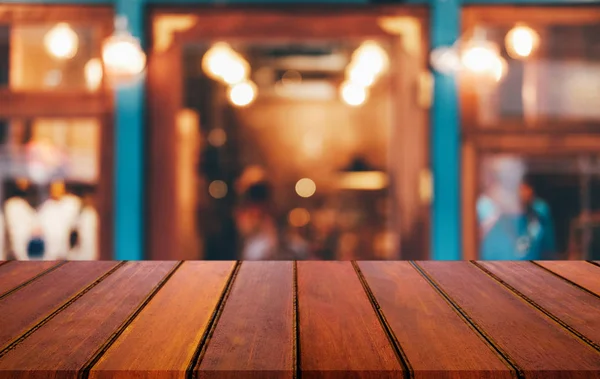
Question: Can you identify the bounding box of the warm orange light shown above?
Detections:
[84,59,103,91]
[340,81,367,107]
[505,25,540,59]
[352,41,389,76]
[288,208,311,227]
[44,23,79,60]
[295,178,316,198]
[228,81,257,107]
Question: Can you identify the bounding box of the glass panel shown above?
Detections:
[0,117,101,261]
[0,23,102,91]
[477,154,600,260]
[179,40,403,260]
[468,23,600,128]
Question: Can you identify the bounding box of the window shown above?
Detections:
[461,7,600,260]
[0,6,113,260]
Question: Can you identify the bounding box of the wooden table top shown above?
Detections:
[0,260,599,379]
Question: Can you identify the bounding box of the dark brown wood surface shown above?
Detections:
[89,261,235,379]
[0,261,177,379]
[0,261,599,379]
[196,261,294,379]
[297,261,403,378]
[417,261,600,379]
[477,261,600,348]
[535,261,600,296]
[0,261,60,298]
[357,261,514,379]
[0,261,120,351]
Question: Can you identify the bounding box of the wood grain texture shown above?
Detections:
[417,261,600,379]
[89,261,235,379]
[477,261,600,348]
[297,261,403,379]
[358,261,514,379]
[0,261,178,379]
[0,261,60,298]
[196,261,294,379]
[0,261,120,351]
[535,261,600,296]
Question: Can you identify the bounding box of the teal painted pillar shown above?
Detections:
[114,0,145,260]
[430,0,462,259]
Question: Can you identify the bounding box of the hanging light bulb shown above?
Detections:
[202,43,250,85]
[346,61,377,87]
[461,40,501,74]
[221,53,250,85]
[352,41,389,77]
[44,23,79,60]
[430,46,462,75]
[228,80,257,107]
[505,24,540,59]
[102,16,146,84]
[84,58,103,91]
[340,81,368,107]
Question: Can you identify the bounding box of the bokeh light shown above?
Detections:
[208,180,228,199]
[228,81,257,107]
[295,178,316,198]
[340,81,367,107]
[44,23,79,60]
[505,25,540,59]
[288,208,311,227]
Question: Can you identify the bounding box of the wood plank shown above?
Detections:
[297,261,403,379]
[196,261,294,379]
[358,261,514,379]
[0,261,178,379]
[417,261,600,379]
[535,261,600,297]
[477,261,600,348]
[0,261,60,298]
[88,261,235,379]
[0,261,120,351]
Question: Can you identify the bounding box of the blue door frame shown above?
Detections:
[7,0,598,260]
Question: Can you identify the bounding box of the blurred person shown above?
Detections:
[478,156,556,260]
[235,179,279,260]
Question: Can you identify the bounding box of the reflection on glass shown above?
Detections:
[478,154,600,260]
[182,40,398,260]
[3,24,100,91]
[470,24,600,127]
[0,118,100,261]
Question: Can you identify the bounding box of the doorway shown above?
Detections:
[146,6,430,260]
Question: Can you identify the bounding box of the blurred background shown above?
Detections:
[0,4,598,261]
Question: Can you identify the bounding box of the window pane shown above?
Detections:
[0,23,102,91]
[477,154,600,260]
[467,23,600,128]
[0,118,101,261]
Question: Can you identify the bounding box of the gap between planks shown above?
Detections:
[0,261,67,301]
[293,261,300,379]
[351,261,413,379]
[187,261,242,379]
[80,261,186,379]
[410,261,524,379]
[471,261,600,353]
[531,261,600,300]
[0,262,126,359]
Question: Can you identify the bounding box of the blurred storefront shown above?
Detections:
[0,1,598,260]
